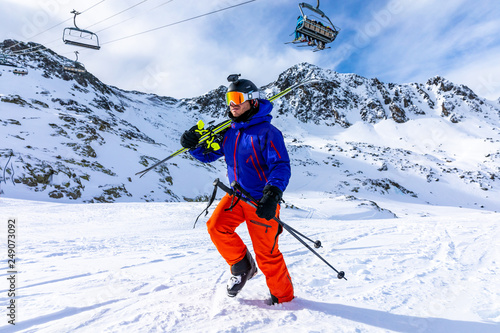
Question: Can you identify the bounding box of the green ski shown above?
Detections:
[135,78,319,178]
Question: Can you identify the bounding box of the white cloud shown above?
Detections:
[2,0,500,100]
[326,0,500,97]
[445,47,500,100]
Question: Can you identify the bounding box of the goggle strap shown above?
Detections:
[226,91,260,106]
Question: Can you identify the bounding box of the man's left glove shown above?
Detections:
[256,184,283,220]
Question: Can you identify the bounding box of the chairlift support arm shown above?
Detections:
[299,2,334,27]
[71,10,82,30]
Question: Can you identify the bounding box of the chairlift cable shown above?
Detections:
[94,0,175,34]
[9,37,64,55]
[29,0,107,36]
[102,0,257,46]
[80,0,108,14]
[61,0,159,51]
[85,0,150,30]
[10,39,57,54]
[2,0,108,52]
[3,24,68,53]
[7,0,254,55]
[52,0,170,51]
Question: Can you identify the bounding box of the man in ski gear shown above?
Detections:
[293,15,305,41]
[180,75,294,304]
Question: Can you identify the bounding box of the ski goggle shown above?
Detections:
[226,91,260,106]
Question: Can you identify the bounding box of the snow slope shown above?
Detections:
[1,198,499,332]
[1,41,500,332]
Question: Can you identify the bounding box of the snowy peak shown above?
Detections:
[264,63,500,127]
[1,40,121,98]
[1,41,499,214]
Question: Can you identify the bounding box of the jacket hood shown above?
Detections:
[230,99,273,130]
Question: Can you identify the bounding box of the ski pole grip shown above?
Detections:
[230,181,258,203]
[214,178,234,196]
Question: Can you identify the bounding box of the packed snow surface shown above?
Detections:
[1,198,499,332]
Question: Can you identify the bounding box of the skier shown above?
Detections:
[293,15,305,41]
[180,75,294,305]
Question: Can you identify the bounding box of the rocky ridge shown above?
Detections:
[1,40,499,213]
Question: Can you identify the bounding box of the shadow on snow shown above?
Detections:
[239,298,499,333]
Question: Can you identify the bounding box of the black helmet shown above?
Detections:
[226,74,261,121]
[228,79,259,94]
[227,74,259,94]
[226,74,261,107]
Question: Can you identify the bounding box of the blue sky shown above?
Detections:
[2,0,500,100]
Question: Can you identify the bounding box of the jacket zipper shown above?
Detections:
[270,140,282,159]
[246,155,263,181]
[250,137,268,182]
[233,131,241,182]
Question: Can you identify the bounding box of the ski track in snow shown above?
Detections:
[0,199,499,333]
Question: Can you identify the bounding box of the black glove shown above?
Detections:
[256,185,282,220]
[180,125,201,149]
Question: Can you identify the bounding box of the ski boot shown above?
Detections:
[269,293,295,305]
[270,293,279,305]
[227,250,258,297]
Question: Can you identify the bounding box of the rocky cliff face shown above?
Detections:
[1,41,499,211]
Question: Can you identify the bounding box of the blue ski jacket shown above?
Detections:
[190,99,291,200]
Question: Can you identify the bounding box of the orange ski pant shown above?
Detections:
[207,194,294,303]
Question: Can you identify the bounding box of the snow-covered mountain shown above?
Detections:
[1,40,500,333]
[1,40,500,214]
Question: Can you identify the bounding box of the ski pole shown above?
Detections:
[271,216,322,249]
[230,181,346,280]
[229,182,320,247]
[234,182,323,249]
[135,78,321,178]
[214,179,346,280]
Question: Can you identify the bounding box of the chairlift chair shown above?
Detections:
[295,1,340,50]
[63,51,86,73]
[62,10,101,50]
[12,68,28,76]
